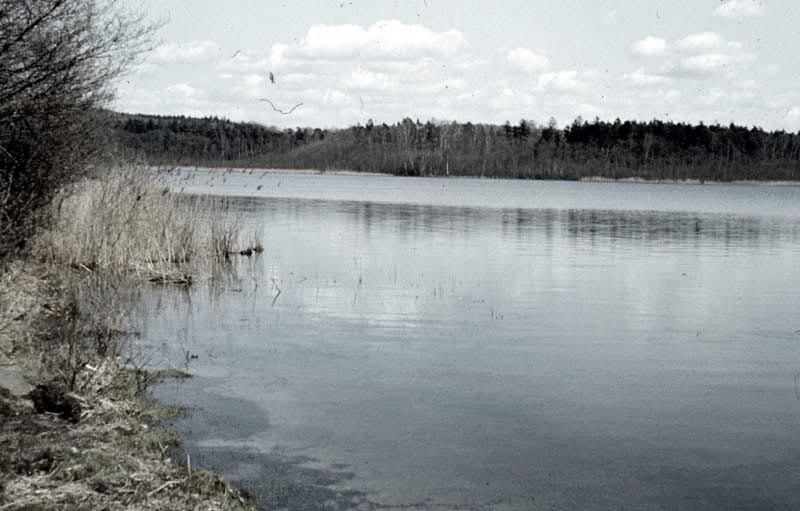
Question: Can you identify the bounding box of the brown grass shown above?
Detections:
[0,168,264,510]
[34,169,198,282]
[33,168,264,279]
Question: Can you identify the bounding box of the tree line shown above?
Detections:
[112,113,800,183]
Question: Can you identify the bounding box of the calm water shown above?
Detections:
[142,172,800,510]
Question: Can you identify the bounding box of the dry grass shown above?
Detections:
[33,168,264,279]
[34,169,198,283]
[0,261,65,371]
[0,168,265,510]
[0,263,259,510]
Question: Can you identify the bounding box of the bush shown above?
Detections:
[0,0,158,258]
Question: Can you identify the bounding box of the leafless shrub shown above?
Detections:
[0,0,161,258]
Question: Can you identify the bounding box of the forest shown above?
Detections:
[111,112,800,183]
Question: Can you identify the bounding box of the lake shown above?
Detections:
[141,171,800,510]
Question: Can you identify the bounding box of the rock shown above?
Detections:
[0,366,35,398]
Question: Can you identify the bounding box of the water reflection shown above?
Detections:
[237,195,800,253]
[147,177,800,511]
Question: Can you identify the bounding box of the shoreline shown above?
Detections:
[161,165,390,177]
[579,175,800,187]
[0,172,263,510]
[158,165,800,187]
[0,260,261,510]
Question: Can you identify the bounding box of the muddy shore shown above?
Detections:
[0,260,260,509]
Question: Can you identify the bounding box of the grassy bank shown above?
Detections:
[0,168,262,510]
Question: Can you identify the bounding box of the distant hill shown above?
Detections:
[110,112,800,182]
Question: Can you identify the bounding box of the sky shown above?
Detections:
[112,0,800,131]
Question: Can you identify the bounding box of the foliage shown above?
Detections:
[0,0,159,259]
[110,112,318,165]
[113,113,800,182]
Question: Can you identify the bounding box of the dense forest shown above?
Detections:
[111,112,800,182]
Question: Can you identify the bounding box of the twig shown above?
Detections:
[147,478,185,497]
[259,98,303,115]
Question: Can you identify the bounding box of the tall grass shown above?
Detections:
[0,170,265,510]
[33,167,260,282]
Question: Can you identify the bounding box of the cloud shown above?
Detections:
[506,47,549,73]
[631,36,668,57]
[714,0,766,18]
[344,69,397,91]
[297,20,466,60]
[165,82,198,97]
[675,32,724,52]
[785,106,800,121]
[152,40,219,64]
[673,52,756,76]
[536,70,583,92]
[640,89,682,105]
[678,54,734,74]
[621,68,669,85]
[488,87,534,111]
[628,31,752,80]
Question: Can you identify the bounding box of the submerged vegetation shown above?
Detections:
[113,113,800,183]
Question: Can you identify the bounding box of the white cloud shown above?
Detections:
[631,36,668,57]
[488,87,534,111]
[536,70,583,92]
[640,89,682,105]
[152,40,219,64]
[507,47,549,73]
[227,74,266,100]
[675,32,724,52]
[714,0,766,18]
[677,53,755,75]
[344,69,397,91]
[165,82,198,97]
[622,68,669,85]
[298,20,466,60]
[268,44,289,68]
[322,89,353,106]
[785,106,800,121]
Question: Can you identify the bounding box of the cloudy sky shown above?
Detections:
[113,0,800,131]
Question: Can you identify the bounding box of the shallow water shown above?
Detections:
[142,172,800,510]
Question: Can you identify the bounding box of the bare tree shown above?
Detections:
[0,0,159,258]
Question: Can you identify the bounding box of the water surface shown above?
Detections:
[143,173,800,510]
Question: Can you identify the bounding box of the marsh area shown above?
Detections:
[142,172,800,510]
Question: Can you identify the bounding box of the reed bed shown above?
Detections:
[33,168,263,282]
[0,167,264,510]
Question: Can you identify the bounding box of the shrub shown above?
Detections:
[0,0,159,258]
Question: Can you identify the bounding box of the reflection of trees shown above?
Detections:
[341,201,798,248]
[552,208,789,247]
[222,193,800,252]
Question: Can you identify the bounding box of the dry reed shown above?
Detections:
[0,167,264,510]
[33,167,262,282]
